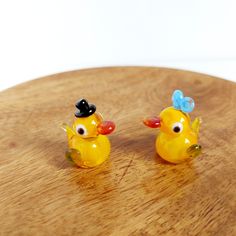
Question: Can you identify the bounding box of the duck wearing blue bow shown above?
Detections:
[143,90,202,163]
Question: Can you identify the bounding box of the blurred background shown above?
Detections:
[0,0,236,91]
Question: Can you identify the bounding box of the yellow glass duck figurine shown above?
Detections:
[62,99,115,168]
[143,90,201,163]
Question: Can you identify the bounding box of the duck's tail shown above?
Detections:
[192,117,201,136]
[61,123,75,140]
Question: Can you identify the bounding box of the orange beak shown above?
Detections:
[143,116,161,128]
[97,121,115,135]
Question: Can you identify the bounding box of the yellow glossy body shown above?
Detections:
[68,135,111,168]
[63,113,111,168]
[156,107,200,163]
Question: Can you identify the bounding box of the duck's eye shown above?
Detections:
[76,124,88,136]
[172,122,183,133]
[78,128,84,135]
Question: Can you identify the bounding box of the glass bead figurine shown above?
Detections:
[62,99,115,168]
[143,90,201,163]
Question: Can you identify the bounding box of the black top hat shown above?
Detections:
[75,99,96,117]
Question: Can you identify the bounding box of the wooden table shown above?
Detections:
[0,67,235,235]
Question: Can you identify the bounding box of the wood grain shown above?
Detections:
[0,67,235,236]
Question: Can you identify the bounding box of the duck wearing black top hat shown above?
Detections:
[62,99,115,168]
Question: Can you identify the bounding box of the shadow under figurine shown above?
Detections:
[143,90,202,164]
[62,99,115,168]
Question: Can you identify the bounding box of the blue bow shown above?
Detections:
[172,90,195,113]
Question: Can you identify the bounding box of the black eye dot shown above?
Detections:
[77,128,85,135]
[173,126,181,133]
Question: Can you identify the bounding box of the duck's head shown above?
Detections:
[144,107,191,136]
[143,90,195,136]
[72,99,115,138]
